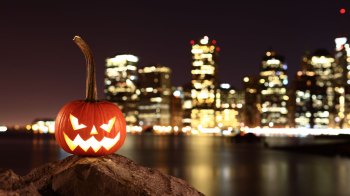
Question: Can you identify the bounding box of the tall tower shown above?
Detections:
[138,65,172,127]
[190,36,219,133]
[334,37,350,128]
[307,50,336,127]
[243,76,261,128]
[182,83,192,130]
[259,50,288,127]
[215,83,239,132]
[105,54,139,125]
[293,70,328,129]
[170,87,184,132]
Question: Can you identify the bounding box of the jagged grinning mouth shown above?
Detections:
[63,132,120,152]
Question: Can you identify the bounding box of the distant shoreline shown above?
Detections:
[0,129,55,139]
[264,135,350,157]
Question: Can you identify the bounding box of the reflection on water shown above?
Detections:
[1,134,350,195]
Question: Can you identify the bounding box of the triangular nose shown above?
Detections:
[90,125,98,135]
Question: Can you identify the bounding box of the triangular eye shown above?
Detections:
[100,117,116,133]
[70,114,87,130]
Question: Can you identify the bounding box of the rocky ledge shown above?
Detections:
[0,154,204,196]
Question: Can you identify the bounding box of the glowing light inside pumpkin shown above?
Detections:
[64,115,120,152]
[100,117,116,133]
[70,114,87,130]
[90,125,98,135]
[63,132,120,152]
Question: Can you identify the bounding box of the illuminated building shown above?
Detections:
[170,87,184,133]
[182,83,192,129]
[215,83,239,132]
[308,49,335,108]
[234,90,245,128]
[287,88,295,128]
[305,49,335,88]
[334,37,350,128]
[303,49,337,127]
[259,50,288,127]
[293,71,328,128]
[243,76,261,128]
[190,36,219,133]
[105,54,139,125]
[138,65,172,127]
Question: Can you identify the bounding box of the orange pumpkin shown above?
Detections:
[55,36,126,156]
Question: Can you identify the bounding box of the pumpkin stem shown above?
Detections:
[73,36,98,102]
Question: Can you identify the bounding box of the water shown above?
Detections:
[1,134,350,196]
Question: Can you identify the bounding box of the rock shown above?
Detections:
[0,169,39,195]
[20,154,204,196]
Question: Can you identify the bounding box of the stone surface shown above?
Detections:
[0,154,203,196]
[0,169,39,195]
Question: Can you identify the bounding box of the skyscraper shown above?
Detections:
[306,49,336,127]
[170,87,184,132]
[292,71,328,128]
[259,50,288,127]
[234,90,245,128]
[334,37,350,128]
[138,65,172,127]
[215,83,239,132]
[243,76,261,128]
[190,36,219,133]
[181,83,192,130]
[105,54,139,125]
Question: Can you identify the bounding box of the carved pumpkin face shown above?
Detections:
[55,100,126,156]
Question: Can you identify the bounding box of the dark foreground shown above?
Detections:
[1,133,350,196]
[0,154,202,195]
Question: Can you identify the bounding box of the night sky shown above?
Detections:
[1,0,349,125]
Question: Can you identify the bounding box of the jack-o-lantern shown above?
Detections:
[55,36,126,156]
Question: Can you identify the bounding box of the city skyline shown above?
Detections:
[8,35,350,135]
[1,1,349,125]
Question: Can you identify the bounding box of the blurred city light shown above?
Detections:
[0,126,7,132]
[244,127,350,137]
